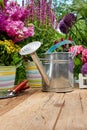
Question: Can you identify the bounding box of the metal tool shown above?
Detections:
[0,80,29,99]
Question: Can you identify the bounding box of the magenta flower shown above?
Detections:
[4,1,29,21]
[0,11,7,32]
[6,20,34,42]
[4,0,9,6]
[0,1,34,43]
[76,45,84,56]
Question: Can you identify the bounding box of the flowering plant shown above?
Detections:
[58,13,77,34]
[57,11,87,79]
[0,40,21,65]
[81,63,87,75]
[69,45,87,79]
[81,49,87,75]
[0,1,34,42]
[0,0,34,66]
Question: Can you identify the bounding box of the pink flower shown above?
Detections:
[6,20,34,42]
[81,49,87,63]
[69,45,83,56]
[4,1,29,21]
[76,45,83,55]
[69,46,75,53]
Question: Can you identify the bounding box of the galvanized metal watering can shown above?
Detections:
[19,40,76,92]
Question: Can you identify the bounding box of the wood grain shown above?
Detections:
[55,89,87,130]
[0,90,64,130]
[0,86,87,130]
[0,88,38,116]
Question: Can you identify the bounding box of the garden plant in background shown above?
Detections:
[0,0,64,84]
[1,0,86,84]
[0,40,20,66]
[19,0,65,57]
[0,0,34,84]
[57,0,87,80]
[54,0,87,47]
[69,45,87,79]
[58,13,77,34]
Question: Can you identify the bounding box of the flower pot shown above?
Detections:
[25,62,42,88]
[0,66,16,90]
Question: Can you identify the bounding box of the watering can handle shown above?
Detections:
[46,40,77,58]
[46,40,73,53]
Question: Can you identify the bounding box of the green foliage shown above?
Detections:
[15,62,26,85]
[19,23,65,59]
[74,55,82,79]
[71,0,87,19]
[0,40,21,66]
[52,0,72,21]
[52,0,87,47]
[0,0,4,9]
[67,0,87,46]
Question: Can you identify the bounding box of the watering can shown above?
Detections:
[19,40,76,92]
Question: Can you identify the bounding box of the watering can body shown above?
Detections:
[41,52,74,92]
[19,40,75,93]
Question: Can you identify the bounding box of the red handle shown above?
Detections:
[13,80,28,93]
[21,86,30,90]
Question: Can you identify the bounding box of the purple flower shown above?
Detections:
[63,13,77,28]
[58,20,68,34]
[58,13,77,34]
[81,63,87,75]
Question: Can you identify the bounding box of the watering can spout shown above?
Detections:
[19,41,50,87]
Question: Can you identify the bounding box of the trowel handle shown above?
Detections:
[30,52,50,86]
[13,80,28,93]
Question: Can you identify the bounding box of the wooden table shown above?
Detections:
[0,84,87,130]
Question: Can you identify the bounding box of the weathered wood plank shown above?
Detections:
[0,91,64,130]
[55,89,87,130]
[0,88,38,116]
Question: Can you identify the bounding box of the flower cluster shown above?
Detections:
[0,0,35,67]
[69,45,84,56]
[69,45,87,77]
[0,40,20,53]
[0,1,34,42]
[82,49,87,63]
[58,13,77,34]
[0,40,21,65]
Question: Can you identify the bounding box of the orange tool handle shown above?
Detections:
[13,80,28,93]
